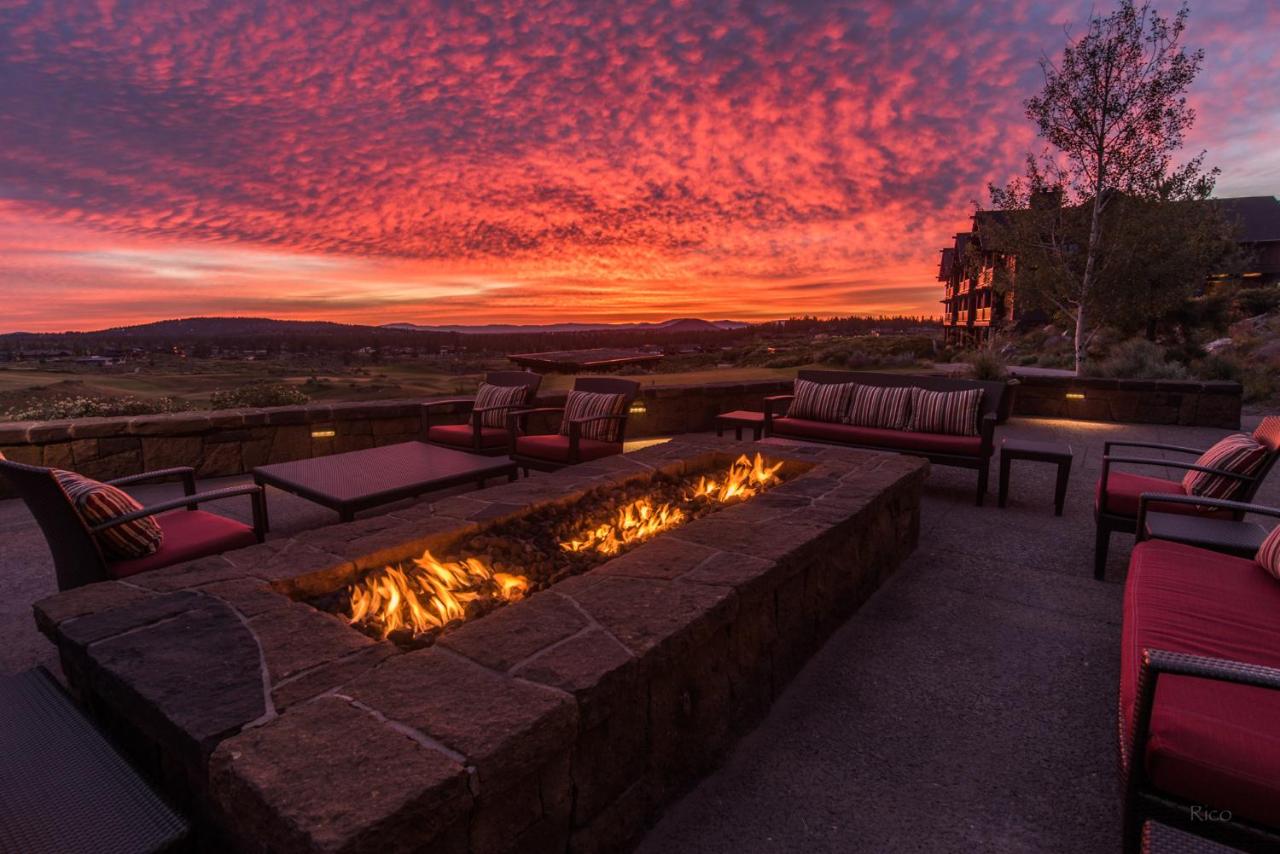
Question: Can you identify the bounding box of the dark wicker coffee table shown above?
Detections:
[253,442,518,523]
[715,410,765,441]
[998,438,1073,516]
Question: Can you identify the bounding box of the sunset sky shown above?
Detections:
[1,1,1277,333]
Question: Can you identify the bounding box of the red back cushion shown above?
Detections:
[560,391,628,442]
[1181,434,1267,501]
[53,470,163,560]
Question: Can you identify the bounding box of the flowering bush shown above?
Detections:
[2,395,189,422]
[209,383,310,408]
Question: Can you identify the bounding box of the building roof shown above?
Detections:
[1211,196,1280,243]
[506,348,664,373]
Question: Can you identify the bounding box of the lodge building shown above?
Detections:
[937,195,1280,345]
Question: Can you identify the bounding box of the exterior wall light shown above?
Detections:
[1065,393,1086,401]
[628,401,648,415]
[311,428,336,438]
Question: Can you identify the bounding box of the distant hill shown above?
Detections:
[93,317,389,338]
[384,317,749,335]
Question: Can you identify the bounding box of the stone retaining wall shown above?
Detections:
[0,382,792,497]
[0,373,1240,498]
[1009,375,1242,428]
[33,438,927,853]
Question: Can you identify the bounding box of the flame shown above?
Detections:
[348,549,527,638]
[561,453,784,556]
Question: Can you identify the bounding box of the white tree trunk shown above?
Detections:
[1076,188,1106,376]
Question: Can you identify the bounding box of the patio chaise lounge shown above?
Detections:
[1119,494,1280,852]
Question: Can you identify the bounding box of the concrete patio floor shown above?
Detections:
[1,416,1276,852]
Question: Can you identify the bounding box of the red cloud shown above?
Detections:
[0,1,1275,330]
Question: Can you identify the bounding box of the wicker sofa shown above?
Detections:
[1119,495,1280,852]
[762,370,1006,504]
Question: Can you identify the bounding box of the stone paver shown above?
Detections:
[2,417,1277,853]
[636,415,1279,854]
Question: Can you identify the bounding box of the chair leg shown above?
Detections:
[975,463,988,506]
[1094,521,1110,580]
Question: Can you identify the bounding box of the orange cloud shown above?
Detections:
[0,1,1276,331]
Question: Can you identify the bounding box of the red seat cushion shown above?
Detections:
[427,423,508,449]
[1121,540,1280,827]
[771,417,983,456]
[514,435,621,463]
[107,510,258,579]
[1094,471,1234,519]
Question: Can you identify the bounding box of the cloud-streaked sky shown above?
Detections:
[1,1,1277,332]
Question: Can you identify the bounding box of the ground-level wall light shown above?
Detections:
[629,401,648,415]
[311,428,336,438]
[1065,393,1086,401]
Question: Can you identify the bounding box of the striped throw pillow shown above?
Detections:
[906,387,982,436]
[1181,434,1268,501]
[846,384,912,430]
[789,379,857,423]
[473,382,531,428]
[1257,524,1280,581]
[560,391,628,442]
[53,470,163,560]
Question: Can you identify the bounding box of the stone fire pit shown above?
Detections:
[34,436,926,853]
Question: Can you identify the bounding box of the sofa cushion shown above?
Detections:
[1121,540,1280,827]
[473,382,532,428]
[789,378,857,423]
[906,387,982,436]
[427,423,508,449]
[846,384,912,430]
[560,391,628,442]
[53,470,163,560]
[1180,433,1268,502]
[516,435,622,463]
[771,417,983,456]
[107,510,258,579]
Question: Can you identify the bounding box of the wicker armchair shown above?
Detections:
[1093,416,1280,579]
[506,377,640,473]
[423,371,543,455]
[0,458,265,591]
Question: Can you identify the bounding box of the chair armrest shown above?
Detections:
[568,414,627,426]
[91,485,266,538]
[107,466,197,509]
[979,411,997,454]
[421,398,475,410]
[1128,648,1280,774]
[1103,455,1253,482]
[762,395,794,434]
[506,407,566,448]
[1136,493,1280,539]
[1104,440,1206,456]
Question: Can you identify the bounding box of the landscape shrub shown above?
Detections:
[2,395,189,422]
[209,383,310,409]
[1193,353,1242,382]
[1235,285,1280,318]
[1084,339,1188,380]
[965,348,1008,381]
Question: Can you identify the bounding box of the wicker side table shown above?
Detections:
[998,437,1073,516]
